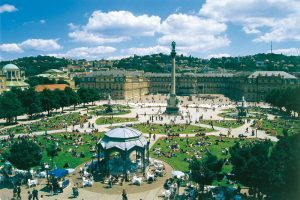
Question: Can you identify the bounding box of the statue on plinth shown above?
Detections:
[165,41,180,115]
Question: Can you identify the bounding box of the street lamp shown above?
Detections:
[91,155,95,173]
[45,164,50,185]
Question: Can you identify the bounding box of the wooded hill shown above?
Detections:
[1,53,300,76]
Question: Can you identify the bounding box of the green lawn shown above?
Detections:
[150,136,255,173]
[88,104,131,116]
[200,120,244,128]
[0,132,104,169]
[218,108,267,119]
[132,123,214,135]
[95,117,137,125]
[255,118,300,136]
[4,113,84,135]
[90,109,131,116]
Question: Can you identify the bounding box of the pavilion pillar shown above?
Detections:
[123,148,127,180]
[104,150,109,175]
[97,145,100,171]
[142,149,146,176]
[147,141,150,166]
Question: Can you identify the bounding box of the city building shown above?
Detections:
[244,71,299,101]
[78,69,149,100]
[0,64,29,91]
[36,69,76,89]
[77,69,299,102]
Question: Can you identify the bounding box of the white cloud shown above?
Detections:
[199,0,300,42]
[253,14,300,42]
[68,11,161,45]
[273,48,300,56]
[68,23,79,30]
[0,39,62,53]
[0,43,23,53]
[68,11,229,54]
[125,45,170,56]
[85,10,161,36]
[107,55,130,60]
[40,19,46,24]
[157,14,230,53]
[207,53,231,59]
[160,14,226,35]
[68,30,129,44]
[50,46,116,60]
[0,4,17,13]
[20,39,62,51]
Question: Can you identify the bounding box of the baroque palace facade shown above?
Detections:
[78,70,149,100]
[78,69,299,102]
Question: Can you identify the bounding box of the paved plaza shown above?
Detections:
[0,94,278,200]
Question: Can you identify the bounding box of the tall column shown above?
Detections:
[165,41,180,115]
[171,58,176,95]
[171,41,176,95]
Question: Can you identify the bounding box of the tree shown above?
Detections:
[3,139,42,171]
[25,76,55,87]
[266,133,300,200]
[22,88,42,117]
[46,142,58,168]
[39,89,59,116]
[229,140,272,198]
[53,89,69,112]
[266,87,300,116]
[77,88,90,106]
[88,88,100,105]
[57,78,69,85]
[0,91,24,123]
[64,87,80,110]
[189,152,224,196]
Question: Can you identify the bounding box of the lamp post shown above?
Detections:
[91,155,95,173]
[45,164,50,185]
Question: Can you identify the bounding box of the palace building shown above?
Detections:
[77,69,299,102]
[77,69,149,100]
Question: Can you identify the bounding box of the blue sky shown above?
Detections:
[1,0,300,60]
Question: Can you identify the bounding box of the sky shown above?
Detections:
[1,0,300,61]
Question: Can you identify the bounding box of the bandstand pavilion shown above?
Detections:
[97,126,150,177]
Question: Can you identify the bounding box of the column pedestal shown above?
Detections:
[165,94,179,114]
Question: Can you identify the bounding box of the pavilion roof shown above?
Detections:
[98,127,147,151]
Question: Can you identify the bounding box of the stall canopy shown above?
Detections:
[48,168,68,178]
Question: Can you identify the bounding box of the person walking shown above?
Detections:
[16,185,21,199]
[13,187,17,199]
[122,189,128,200]
[49,183,54,196]
[32,188,38,200]
[28,191,33,200]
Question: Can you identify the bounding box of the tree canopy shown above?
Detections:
[229,140,273,197]
[189,152,224,188]
[266,87,300,116]
[3,139,42,170]
[0,91,23,123]
[0,87,98,121]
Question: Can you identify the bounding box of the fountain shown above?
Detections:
[96,94,130,115]
[236,96,248,117]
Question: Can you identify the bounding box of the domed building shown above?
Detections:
[0,64,29,91]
